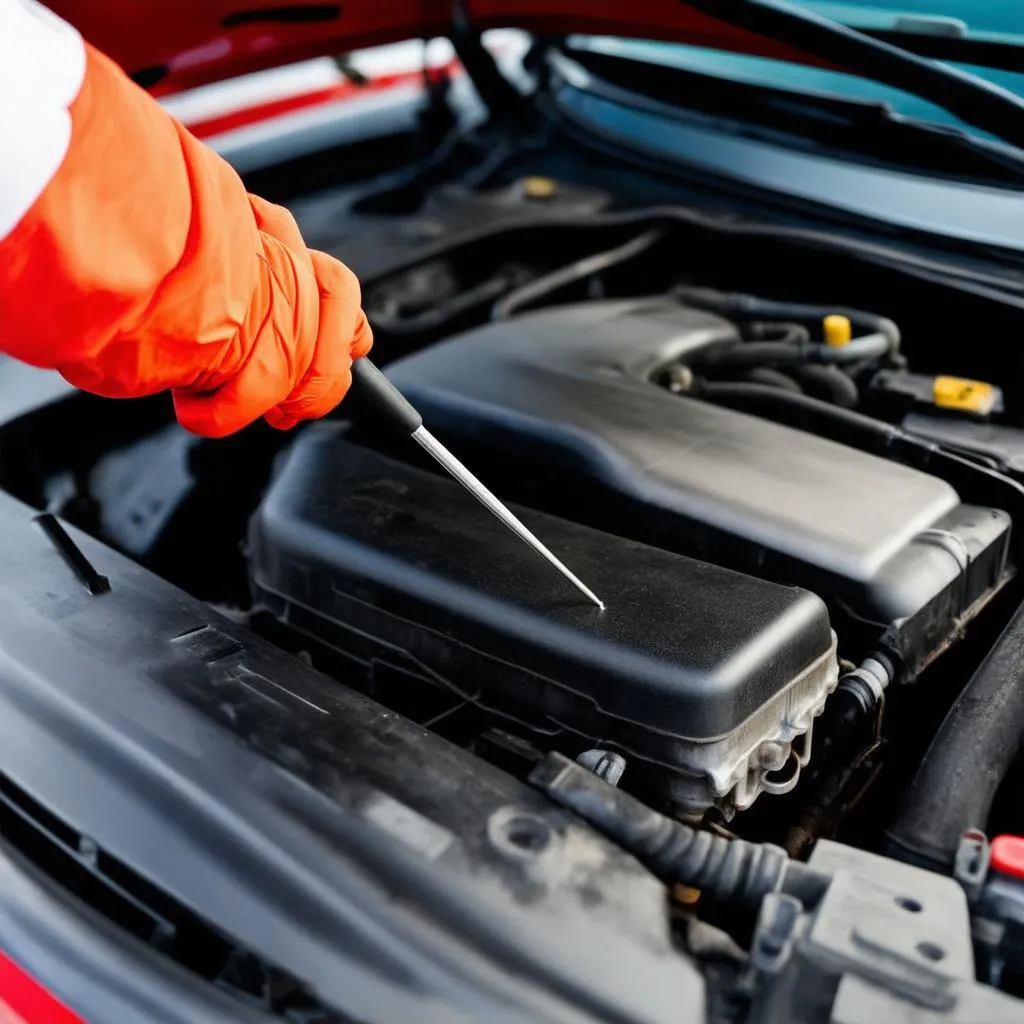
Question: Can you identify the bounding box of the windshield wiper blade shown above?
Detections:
[754,88,1024,183]
[680,0,1024,152]
[867,28,1024,75]
[560,45,1024,185]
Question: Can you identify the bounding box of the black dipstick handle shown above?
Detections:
[350,358,422,434]
[348,358,605,609]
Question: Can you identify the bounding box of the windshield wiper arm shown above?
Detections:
[754,88,1024,184]
[559,45,1024,185]
[867,28,1024,75]
[680,0,1024,152]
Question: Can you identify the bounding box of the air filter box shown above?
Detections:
[249,427,839,816]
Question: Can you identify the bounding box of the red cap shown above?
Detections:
[991,835,1024,880]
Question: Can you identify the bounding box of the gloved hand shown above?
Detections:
[0,18,371,437]
[172,196,374,437]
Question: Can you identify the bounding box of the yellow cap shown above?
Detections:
[672,885,701,906]
[522,176,557,200]
[933,375,998,415]
[822,314,853,347]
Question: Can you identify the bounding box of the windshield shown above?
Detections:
[571,1,1024,141]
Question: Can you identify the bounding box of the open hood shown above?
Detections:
[47,0,826,93]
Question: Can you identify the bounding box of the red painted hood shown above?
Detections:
[46,0,819,94]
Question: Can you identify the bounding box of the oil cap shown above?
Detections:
[823,314,852,347]
[991,835,1024,880]
[522,176,558,200]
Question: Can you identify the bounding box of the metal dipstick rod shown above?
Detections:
[350,358,605,611]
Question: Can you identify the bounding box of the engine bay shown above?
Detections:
[7,133,1024,1017]
[247,279,1016,824]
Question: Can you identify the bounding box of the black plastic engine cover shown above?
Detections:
[0,491,700,1024]
[383,299,1012,670]
[249,429,836,804]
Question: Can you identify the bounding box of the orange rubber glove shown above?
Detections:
[0,33,371,437]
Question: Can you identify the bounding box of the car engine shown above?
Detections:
[259,175,1024,866]
[6,163,1024,1020]
[248,290,1012,820]
[251,427,841,817]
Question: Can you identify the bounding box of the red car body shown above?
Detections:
[51,0,829,94]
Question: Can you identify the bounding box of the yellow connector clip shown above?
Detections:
[522,176,558,200]
[823,314,853,347]
[933,376,998,416]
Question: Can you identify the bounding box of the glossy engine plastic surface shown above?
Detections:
[383,299,1012,666]
[249,428,836,757]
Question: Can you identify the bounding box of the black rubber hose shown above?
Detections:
[370,269,524,335]
[793,364,859,408]
[742,367,803,393]
[530,753,828,909]
[698,331,889,370]
[702,341,809,369]
[673,285,901,354]
[785,656,891,858]
[492,231,663,319]
[888,600,1024,872]
[744,322,810,345]
[817,333,890,364]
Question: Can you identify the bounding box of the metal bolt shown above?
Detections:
[577,749,627,787]
[667,364,695,394]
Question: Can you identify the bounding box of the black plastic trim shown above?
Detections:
[0,491,699,1024]
[0,841,275,1024]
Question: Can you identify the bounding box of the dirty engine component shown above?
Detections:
[382,297,1012,674]
[249,429,840,817]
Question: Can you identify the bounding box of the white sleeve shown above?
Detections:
[0,0,86,240]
